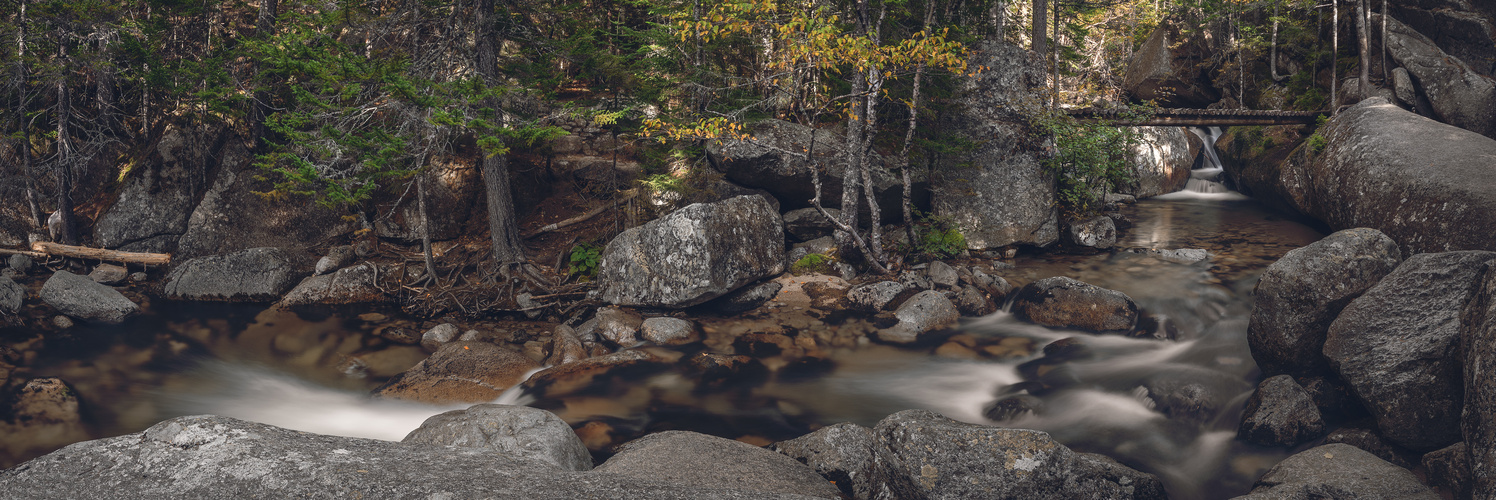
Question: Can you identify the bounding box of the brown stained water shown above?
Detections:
[0,195,1325,499]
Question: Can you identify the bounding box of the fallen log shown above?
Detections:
[0,248,49,259]
[523,190,638,238]
[28,242,172,266]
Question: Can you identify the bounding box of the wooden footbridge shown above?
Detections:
[1067,108,1326,126]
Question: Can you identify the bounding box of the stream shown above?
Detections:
[1,183,1325,499]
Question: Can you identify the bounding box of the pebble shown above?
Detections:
[53,316,74,329]
[358,313,387,322]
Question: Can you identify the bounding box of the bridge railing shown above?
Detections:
[1066,108,1326,127]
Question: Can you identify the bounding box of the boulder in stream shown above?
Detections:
[403,404,593,471]
[1237,375,1326,448]
[597,195,785,308]
[39,271,140,325]
[1248,228,1401,378]
[875,290,958,344]
[1322,250,1496,451]
[279,263,386,306]
[0,275,23,315]
[1122,126,1196,198]
[1010,277,1138,333]
[163,247,307,302]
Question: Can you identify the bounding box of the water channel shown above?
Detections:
[1,179,1326,499]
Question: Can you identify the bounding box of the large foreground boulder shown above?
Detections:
[771,422,921,500]
[1259,98,1496,255]
[1323,251,1496,451]
[1232,444,1439,500]
[0,415,824,499]
[164,247,307,302]
[931,41,1058,249]
[598,196,785,308]
[402,404,593,471]
[1248,228,1401,378]
[595,431,841,499]
[874,410,1165,499]
[1459,259,1496,499]
[39,271,140,325]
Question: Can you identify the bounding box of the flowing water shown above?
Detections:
[1,152,1327,498]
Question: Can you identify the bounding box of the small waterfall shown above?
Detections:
[1189,126,1225,170]
[1158,127,1246,200]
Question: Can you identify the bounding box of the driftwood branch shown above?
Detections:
[28,242,171,265]
[523,190,638,238]
[0,248,49,259]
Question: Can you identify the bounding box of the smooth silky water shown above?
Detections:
[2,182,1325,499]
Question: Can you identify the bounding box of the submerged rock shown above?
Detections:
[403,404,593,471]
[1011,277,1138,333]
[1063,216,1117,250]
[373,342,539,405]
[1232,444,1438,500]
[594,306,644,348]
[1248,228,1401,378]
[710,281,783,314]
[1323,251,1495,451]
[163,247,306,302]
[39,271,140,325]
[639,317,699,346]
[598,196,785,308]
[596,431,842,499]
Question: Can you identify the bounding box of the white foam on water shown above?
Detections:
[162,362,540,442]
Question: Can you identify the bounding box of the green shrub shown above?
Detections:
[1030,106,1147,217]
[791,253,835,274]
[568,242,602,280]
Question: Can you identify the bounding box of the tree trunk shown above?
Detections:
[1381,0,1387,84]
[1032,0,1046,56]
[1357,0,1369,98]
[1331,0,1338,113]
[992,0,1004,39]
[55,45,78,246]
[18,0,42,228]
[416,175,438,283]
[476,0,526,266]
[1271,5,1286,82]
[902,0,935,247]
[249,0,278,149]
